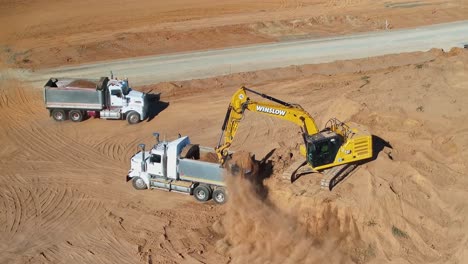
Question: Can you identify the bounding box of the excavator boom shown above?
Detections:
[216,87,318,161]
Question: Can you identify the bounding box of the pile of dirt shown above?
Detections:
[199,152,219,162]
[67,79,97,89]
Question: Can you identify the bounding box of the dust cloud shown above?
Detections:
[217,152,354,264]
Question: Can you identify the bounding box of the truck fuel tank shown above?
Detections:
[100,109,121,119]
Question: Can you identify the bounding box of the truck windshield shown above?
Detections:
[121,80,131,95]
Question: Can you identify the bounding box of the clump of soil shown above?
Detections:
[199,152,219,163]
[225,151,259,178]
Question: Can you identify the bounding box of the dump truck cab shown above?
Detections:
[105,78,147,122]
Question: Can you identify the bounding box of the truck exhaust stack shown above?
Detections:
[139,143,146,172]
[153,132,160,144]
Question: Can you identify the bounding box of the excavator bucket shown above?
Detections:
[224,151,259,180]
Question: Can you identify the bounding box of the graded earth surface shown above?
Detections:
[1,1,468,263]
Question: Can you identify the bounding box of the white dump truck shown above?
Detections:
[44,76,148,124]
[127,133,228,204]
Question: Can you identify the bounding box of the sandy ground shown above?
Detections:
[1,1,468,263]
[0,48,467,263]
[1,0,468,69]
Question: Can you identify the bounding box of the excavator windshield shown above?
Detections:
[306,132,342,168]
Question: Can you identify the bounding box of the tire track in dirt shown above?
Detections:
[4,185,23,236]
[0,90,10,108]
[4,115,117,172]
[73,129,142,165]
[0,191,8,233]
[0,181,109,261]
[0,84,120,173]
[0,82,41,112]
[279,0,304,10]
[0,81,140,263]
[7,121,88,167]
[95,137,126,162]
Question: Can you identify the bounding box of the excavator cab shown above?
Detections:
[305,130,343,168]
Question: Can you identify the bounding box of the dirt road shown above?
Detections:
[20,20,468,86]
[2,0,467,70]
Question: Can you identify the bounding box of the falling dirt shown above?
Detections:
[216,172,367,263]
[217,151,370,263]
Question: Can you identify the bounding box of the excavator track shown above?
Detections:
[320,163,357,191]
[282,160,315,182]
[283,160,358,190]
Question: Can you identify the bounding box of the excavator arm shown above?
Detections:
[215,86,319,163]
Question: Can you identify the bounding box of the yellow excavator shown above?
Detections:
[215,86,373,190]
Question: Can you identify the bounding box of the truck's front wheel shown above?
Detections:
[213,188,227,204]
[126,111,140,125]
[69,110,83,122]
[132,177,147,190]
[51,109,66,121]
[193,185,211,202]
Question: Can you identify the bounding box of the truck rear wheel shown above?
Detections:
[213,188,227,204]
[126,111,140,125]
[69,110,83,122]
[193,185,211,202]
[132,177,147,190]
[52,109,66,121]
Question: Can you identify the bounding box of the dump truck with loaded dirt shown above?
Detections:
[44,76,147,124]
[127,133,229,204]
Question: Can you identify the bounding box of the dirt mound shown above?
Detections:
[67,79,97,88]
[199,151,219,162]
[440,47,465,57]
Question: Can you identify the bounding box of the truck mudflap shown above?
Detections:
[126,175,132,182]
